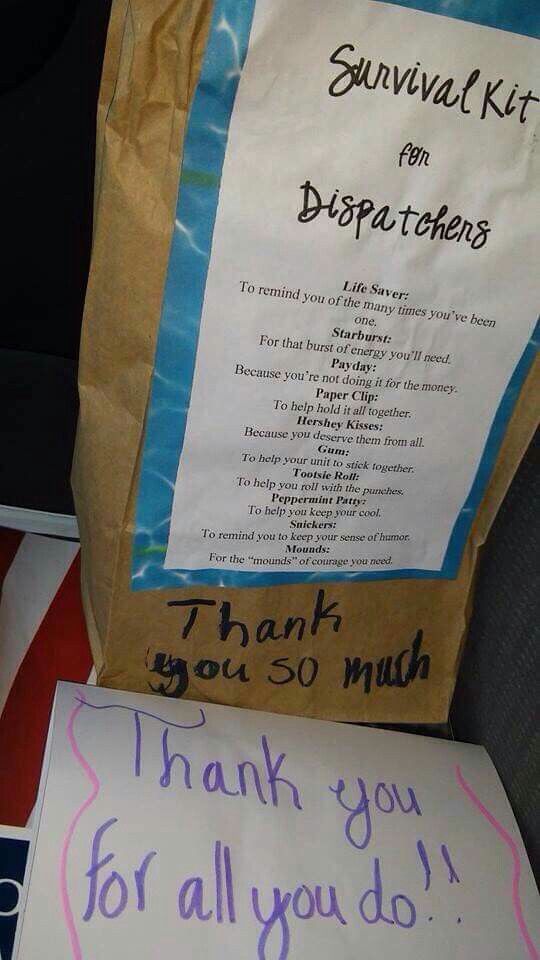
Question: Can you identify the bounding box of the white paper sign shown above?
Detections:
[16,682,540,958]
[161,0,539,580]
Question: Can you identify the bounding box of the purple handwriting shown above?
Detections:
[80,825,468,959]
[178,841,236,924]
[417,839,461,890]
[83,819,156,922]
[78,696,302,813]
[74,696,468,959]
[251,883,347,960]
[329,775,422,849]
[156,724,302,811]
[75,695,206,731]
[359,856,416,929]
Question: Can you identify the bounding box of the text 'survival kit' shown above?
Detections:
[73,0,539,721]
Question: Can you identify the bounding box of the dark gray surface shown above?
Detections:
[0,350,77,515]
[451,429,540,883]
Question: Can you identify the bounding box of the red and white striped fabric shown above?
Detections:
[0,529,93,826]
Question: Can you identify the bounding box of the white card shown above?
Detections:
[16,682,539,958]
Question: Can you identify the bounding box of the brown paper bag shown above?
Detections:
[73,0,539,722]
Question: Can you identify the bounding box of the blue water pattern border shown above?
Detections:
[132,0,540,591]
